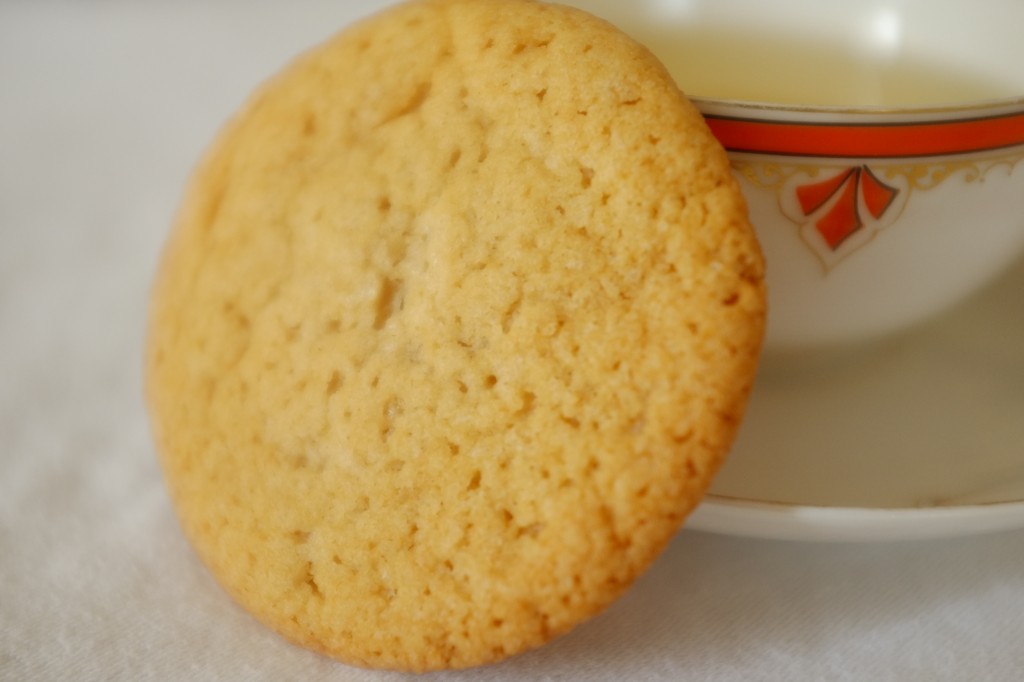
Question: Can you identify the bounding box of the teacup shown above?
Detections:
[567,0,1024,354]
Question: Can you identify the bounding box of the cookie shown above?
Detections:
[145,0,765,671]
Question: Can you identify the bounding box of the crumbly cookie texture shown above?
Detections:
[146,0,765,672]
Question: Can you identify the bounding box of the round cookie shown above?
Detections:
[146,0,765,672]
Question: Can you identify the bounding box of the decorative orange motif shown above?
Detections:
[795,166,900,249]
[703,108,1024,269]
[724,150,1024,272]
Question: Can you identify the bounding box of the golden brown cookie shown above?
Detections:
[146,0,765,671]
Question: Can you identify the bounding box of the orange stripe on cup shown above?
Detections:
[704,110,1024,158]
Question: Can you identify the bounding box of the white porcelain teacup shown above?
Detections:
[568,0,1024,354]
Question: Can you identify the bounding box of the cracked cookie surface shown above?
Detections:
[146,0,765,671]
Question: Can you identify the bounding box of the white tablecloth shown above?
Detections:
[2,2,1023,679]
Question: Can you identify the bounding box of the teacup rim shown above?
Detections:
[691,94,1024,119]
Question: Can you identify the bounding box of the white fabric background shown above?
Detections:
[2,1,1023,679]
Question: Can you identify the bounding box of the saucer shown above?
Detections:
[688,254,1024,542]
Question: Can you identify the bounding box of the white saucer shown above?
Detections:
[688,254,1024,542]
